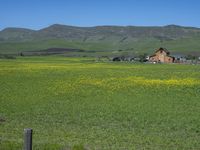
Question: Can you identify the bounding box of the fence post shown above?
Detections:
[24,128,33,150]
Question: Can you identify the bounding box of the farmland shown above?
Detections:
[0,56,200,150]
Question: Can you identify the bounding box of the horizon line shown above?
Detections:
[1,23,200,31]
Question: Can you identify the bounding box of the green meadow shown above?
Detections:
[0,56,200,150]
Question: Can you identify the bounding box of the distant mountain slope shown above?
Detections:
[0,28,35,41]
[0,24,200,54]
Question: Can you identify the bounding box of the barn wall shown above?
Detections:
[149,52,174,63]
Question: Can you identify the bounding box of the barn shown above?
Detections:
[149,47,174,63]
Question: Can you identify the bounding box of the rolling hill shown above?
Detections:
[1,24,200,55]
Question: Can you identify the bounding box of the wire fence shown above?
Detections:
[0,129,200,150]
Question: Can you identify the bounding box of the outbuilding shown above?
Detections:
[149,47,174,63]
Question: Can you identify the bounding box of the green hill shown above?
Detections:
[1,24,200,54]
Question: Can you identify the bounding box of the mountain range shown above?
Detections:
[1,24,200,55]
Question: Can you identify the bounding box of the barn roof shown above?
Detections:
[155,47,170,55]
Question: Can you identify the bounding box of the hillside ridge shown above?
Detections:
[1,24,200,54]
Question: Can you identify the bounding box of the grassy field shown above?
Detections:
[0,56,200,150]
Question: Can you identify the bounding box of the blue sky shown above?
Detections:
[0,0,200,30]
